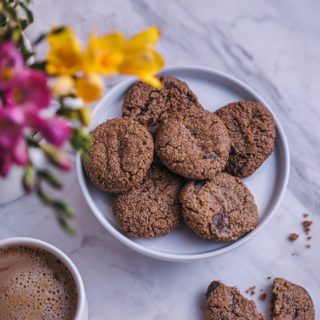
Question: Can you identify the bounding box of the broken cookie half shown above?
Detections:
[205,281,265,320]
[272,278,315,320]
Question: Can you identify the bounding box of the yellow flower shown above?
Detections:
[51,75,74,96]
[119,27,164,88]
[83,27,164,88]
[83,32,124,75]
[75,73,104,103]
[46,27,83,75]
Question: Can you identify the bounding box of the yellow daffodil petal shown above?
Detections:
[97,32,125,50]
[83,32,124,74]
[118,48,164,83]
[51,75,74,96]
[125,27,160,50]
[139,75,162,89]
[75,73,103,103]
[46,27,83,75]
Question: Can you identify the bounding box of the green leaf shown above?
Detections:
[52,200,74,217]
[29,60,47,71]
[37,188,52,205]
[38,170,62,189]
[57,217,75,234]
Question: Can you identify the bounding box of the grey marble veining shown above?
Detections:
[1,0,319,319]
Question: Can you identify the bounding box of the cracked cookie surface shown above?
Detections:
[155,106,230,180]
[206,281,265,320]
[83,118,154,193]
[122,76,202,136]
[272,278,315,320]
[112,164,182,238]
[179,173,258,241]
[215,100,276,178]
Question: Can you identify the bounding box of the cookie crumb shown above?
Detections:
[307,236,312,241]
[246,286,256,296]
[305,244,311,249]
[289,233,299,241]
[302,220,313,228]
[303,213,309,218]
[292,252,296,256]
[259,293,267,300]
[267,276,271,280]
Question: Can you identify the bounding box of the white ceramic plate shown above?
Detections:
[76,66,290,262]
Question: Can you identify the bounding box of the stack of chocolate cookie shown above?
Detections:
[84,76,276,241]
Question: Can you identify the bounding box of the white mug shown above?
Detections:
[0,237,88,320]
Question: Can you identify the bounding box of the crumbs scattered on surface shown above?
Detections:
[245,286,256,296]
[305,244,311,249]
[307,236,312,241]
[302,220,313,235]
[259,293,267,301]
[289,233,299,241]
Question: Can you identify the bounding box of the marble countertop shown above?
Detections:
[1,0,320,319]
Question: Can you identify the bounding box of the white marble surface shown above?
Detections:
[1,0,320,319]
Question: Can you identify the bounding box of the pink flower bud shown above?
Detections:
[41,145,72,171]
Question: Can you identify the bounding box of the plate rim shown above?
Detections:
[76,65,290,262]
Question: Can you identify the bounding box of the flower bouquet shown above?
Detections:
[0,0,164,232]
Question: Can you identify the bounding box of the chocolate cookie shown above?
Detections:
[155,107,230,180]
[179,173,258,241]
[215,100,276,178]
[206,281,265,320]
[112,164,182,238]
[272,278,315,320]
[122,76,202,136]
[83,118,154,193]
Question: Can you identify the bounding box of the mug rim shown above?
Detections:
[0,237,87,320]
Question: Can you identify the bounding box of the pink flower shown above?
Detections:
[32,115,71,147]
[0,106,29,176]
[0,140,29,177]
[0,41,24,89]
[6,69,51,110]
[0,106,25,149]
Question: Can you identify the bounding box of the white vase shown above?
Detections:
[0,166,25,205]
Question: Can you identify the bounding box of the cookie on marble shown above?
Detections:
[179,172,258,241]
[155,106,230,180]
[215,100,276,178]
[272,278,315,320]
[122,76,202,136]
[205,280,265,320]
[112,164,182,238]
[83,118,154,193]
